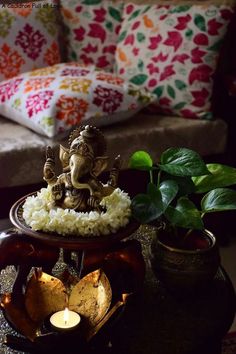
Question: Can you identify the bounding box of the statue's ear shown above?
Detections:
[92,156,109,177]
[59,145,70,171]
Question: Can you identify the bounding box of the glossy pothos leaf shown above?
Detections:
[201,188,236,213]
[131,192,163,224]
[193,164,236,193]
[159,180,178,210]
[165,197,204,230]
[159,148,210,176]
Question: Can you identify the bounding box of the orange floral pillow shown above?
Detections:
[0,62,154,137]
[0,0,61,82]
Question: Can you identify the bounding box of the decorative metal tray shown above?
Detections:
[9,192,140,250]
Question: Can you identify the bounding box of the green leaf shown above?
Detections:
[105,21,113,31]
[159,148,210,177]
[153,86,164,98]
[194,14,206,31]
[82,0,101,4]
[129,150,153,170]
[71,51,77,61]
[201,188,236,213]
[174,102,186,110]
[159,180,178,211]
[192,164,236,193]
[147,183,163,206]
[162,174,196,196]
[108,7,122,22]
[143,5,151,13]
[137,32,146,42]
[165,197,204,230]
[131,193,163,224]
[137,59,144,72]
[128,9,141,21]
[170,5,191,13]
[167,85,176,99]
[175,80,187,91]
[130,74,148,85]
[202,111,213,120]
[118,30,127,42]
[208,39,223,52]
[185,29,193,39]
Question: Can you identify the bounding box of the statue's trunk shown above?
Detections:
[70,162,92,193]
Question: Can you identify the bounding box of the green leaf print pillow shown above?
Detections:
[115,2,235,119]
[59,0,124,72]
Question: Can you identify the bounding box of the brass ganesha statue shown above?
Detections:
[43,125,121,212]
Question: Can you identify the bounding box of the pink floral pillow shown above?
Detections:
[115,3,235,119]
[59,0,124,72]
[0,62,154,137]
[0,0,61,82]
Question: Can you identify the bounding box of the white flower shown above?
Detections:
[22,187,131,237]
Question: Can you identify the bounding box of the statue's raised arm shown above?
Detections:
[43,146,57,185]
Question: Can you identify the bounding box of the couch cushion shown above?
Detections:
[0,0,61,82]
[59,0,124,72]
[115,1,235,119]
[0,62,153,138]
[0,114,227,188]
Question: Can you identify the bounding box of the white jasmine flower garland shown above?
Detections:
[23,186,131,237]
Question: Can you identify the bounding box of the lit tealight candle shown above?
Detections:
[50,308,81,332]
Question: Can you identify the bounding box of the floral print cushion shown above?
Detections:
[0,0,61,82]
[60,0,124,72]
[115,3,234,119]
[0,62,154,138]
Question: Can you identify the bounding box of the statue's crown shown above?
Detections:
[69,125,106,157]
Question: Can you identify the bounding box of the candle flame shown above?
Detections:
[64,307,69,325]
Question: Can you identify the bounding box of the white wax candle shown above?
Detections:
[50,308,81,331]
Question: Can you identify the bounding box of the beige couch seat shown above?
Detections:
[0,113,227,189]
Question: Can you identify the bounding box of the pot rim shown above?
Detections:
[156,228,217,254]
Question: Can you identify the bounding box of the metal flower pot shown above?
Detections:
[149,226,221,296]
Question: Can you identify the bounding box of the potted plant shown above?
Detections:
[129,148,236,295]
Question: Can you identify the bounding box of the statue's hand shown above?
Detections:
[108,154,122,188]
[43,146,56,182]
[52,183,64,201]
[87,196,100,209]
[46,146,54,160]
[113,154,122,170]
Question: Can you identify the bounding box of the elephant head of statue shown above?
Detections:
[59,125,109,190]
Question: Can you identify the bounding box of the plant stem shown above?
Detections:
[157,171,161,188]
[184,229,193,240]
[149,170,153,184]
[201,212,205,219]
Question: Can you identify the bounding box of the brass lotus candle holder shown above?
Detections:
[1,268,129,352]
